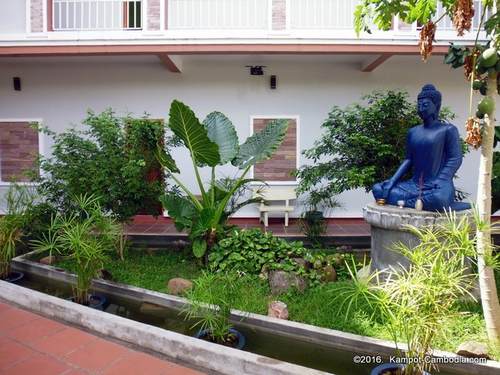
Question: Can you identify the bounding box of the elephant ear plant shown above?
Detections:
[157,100,288,259]
[32,194,120,306]
[334,212,478,375]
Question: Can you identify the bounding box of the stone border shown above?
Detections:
[10,252,500,375]
[0,279,326,375]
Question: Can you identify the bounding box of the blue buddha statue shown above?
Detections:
[372,84,470,211]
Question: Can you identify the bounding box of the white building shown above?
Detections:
[0,0,495,217]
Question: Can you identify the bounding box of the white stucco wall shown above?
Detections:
[0,0,27,34]
[0,54,495,217]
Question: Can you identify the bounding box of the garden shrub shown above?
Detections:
[37,110,168,222]
[208,228,353,286]
[295,90,456,202]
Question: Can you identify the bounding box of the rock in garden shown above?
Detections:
[98,269,113,281]
[292,258,307,269]
[39,255,56,265]
[321,265,337,282]
[269,270,307,295]
[456,341,491,359]
[268,301,289,320]
[167,278,193,295]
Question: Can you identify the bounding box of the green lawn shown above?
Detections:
[55,248,500,360]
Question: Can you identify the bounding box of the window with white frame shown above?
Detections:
[0,121,41,183]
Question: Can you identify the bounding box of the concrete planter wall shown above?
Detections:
[7,251,500,375]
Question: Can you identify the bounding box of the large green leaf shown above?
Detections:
[155,142,179,173]
[191,207,215,238]
[159,193,196,231]
[168,100,220,167]
[203,112,239,165]
[232,119,288,169]
[192,238,207,258]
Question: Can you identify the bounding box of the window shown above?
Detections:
[0,121,41,183]
[252,117,298,182]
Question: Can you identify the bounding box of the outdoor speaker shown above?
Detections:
[270,75,277,90]
[13,77,21,91]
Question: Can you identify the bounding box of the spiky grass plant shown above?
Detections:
[182,272,243,345]
[334,212,478,375]
[0,184,36,279]
[31,194,119,304]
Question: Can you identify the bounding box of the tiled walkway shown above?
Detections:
[125,216,371,239]
[0,301,205,375]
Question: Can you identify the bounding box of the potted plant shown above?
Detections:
[298,192,339,246]
[182,272,246,349]
[32,194,119,310]
[335,212,475,375]
[0,184,39,283]
[0,214,25,283]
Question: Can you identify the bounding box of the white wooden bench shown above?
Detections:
[253,186,296,227]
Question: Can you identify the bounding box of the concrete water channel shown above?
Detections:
[3,250,499,375]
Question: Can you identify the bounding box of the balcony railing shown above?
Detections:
[52,0,142,31]
[289,0,488,36]
[46,0,489,39]
[167,0,270,30]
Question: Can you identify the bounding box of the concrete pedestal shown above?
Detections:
[363,203,472,274]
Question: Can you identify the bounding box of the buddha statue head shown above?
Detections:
[417,84,442,122]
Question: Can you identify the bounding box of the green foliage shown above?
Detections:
[0,185,35,278]
[31,194,120,304]
[158,101,288,259]
[296,90,455,201]
[299,211,327,247]
[208,228,352,287]
[209,228,307,274]
[52,246,498,359]
[333,213,477,375]
[38,110,167,222]
[182,272,242,344]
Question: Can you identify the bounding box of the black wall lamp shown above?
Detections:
[13,77,21,91]
[246,65,266,75]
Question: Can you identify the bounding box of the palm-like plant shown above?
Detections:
[0,184,35,279]
[31,194,119,304]
[182,272,242,346]
[334,212,477,375]
[157,101,288,259]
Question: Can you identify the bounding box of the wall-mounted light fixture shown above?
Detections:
[270,75,277,90]
[245,65,266,76]
[13,77,21,91]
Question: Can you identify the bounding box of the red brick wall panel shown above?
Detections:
[0,122,39,182]
[253,118,296,182]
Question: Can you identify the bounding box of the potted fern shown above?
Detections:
[335,212,476,375]
[182,272,246,349]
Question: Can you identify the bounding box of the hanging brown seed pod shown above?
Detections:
[419,22,436,62]
[464,49,481,81]
[465,117,482,149]
[453,0,474,36]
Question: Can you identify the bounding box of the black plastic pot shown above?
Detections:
[303,210,324,223]
[4,271,25,284]
[195,328,246,350]
[371,363,431,375]
[69,294,109,311]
